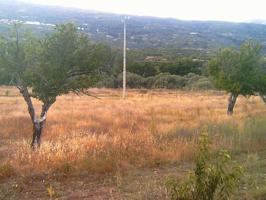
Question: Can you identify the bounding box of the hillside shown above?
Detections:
[1,1,266,52]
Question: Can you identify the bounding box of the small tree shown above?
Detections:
[208,41,264,115]
[166,132,243,200]
[0,23,109,148]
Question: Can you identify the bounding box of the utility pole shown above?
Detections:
[122,16,128,99]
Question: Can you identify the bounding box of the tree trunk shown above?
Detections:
[227,93,238,115]
[17,85,55,149]
[31,120,46,149]
[31,101,53,149]
[17,86,36,122]
[260,95,266,104]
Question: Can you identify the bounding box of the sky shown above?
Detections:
[21,0,266,22]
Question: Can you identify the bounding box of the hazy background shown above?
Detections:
[20,0,266,22]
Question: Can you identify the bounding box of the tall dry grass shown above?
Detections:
[0,87,265,176]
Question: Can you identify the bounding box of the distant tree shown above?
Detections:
[208,41,265,115]
[256,59,266,104]
[159,58,203,76]
[0,23,108,148]
[117,72,144,88]
[128,62,158,77]
[152,74,186,89]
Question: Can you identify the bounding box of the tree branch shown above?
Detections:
[67,69,95,80]
[17,85,36,123]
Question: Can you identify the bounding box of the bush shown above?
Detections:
[190,78,214,90]
[98,72,214,90]
[166,132,243,200]
[185,72,201,80]
[128,62,158,77]
[143,73,168,89]
[152,74,186,89]
[159,58,203,76]
[185,73,214,90]
[143,75,158,89]
[117,72,145,88]
[96,75,118,88]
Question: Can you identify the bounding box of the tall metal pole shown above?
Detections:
[122,16,127,99]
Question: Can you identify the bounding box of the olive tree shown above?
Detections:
[208,41,265,115]
[0,23,110,148]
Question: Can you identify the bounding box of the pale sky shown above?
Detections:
[21,0,266,22]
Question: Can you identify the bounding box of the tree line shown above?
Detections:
[0,23,265,148]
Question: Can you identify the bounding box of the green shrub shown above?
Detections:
[98,71,214,90]
[144,76,158,89]
[152,74,186,89]
[159,58,203,76]
[117,72,145,88]
[166,132,243,200]
[96,75,118,88]
[185,73,214,90]
[185,72,201,80]
[189,78,214,90]
[128,62,158,77]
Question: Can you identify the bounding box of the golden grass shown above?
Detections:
[0,87,265,176]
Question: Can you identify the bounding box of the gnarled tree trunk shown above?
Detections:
[227,93,238,115]
[18,85,55,149]
[260,94,266,104]
[31,102,54,148]
[32,119,45,148]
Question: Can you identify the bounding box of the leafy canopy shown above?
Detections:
[208,41,264,96]
[0,23,111,103]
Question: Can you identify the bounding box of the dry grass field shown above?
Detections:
[0,87,266,199]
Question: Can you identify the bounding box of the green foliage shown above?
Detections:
[144,75,158,89]
[26,23,108,102]
[0,23,108,101]
[185,73,214,90]
[152,74,186,89]
[166,132,243,200]
[255,58,266,96]
[117,72,145,88]
[100,72,213,90]
[187,78,214,90]
[96,75,118,88]
[159,58,203,76]
[128,62,158,77]
[208,41,264,96]
[127,58,203,78]
[0,24,28,85]
[0,23,111,147]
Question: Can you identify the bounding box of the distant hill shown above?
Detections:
[1,1,266,52]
